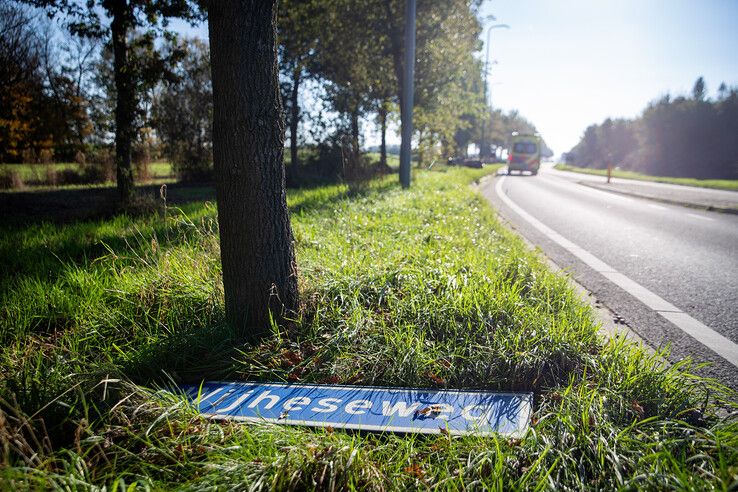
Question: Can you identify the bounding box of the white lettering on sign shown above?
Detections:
[311,398,342,413]
[247,390,280,410]
[185,382,533,436]
[215,390,253,414]
[461,404,490,421]
[282,396,311,411]
[345,399,372,415]
[382,400,421,417]
[199,386,226,403]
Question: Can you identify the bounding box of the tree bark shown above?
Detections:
[350,106,360,158]
[209,0,298,340]
[111,0,135,205]
[289,67,300,170]
[379,105,387,168]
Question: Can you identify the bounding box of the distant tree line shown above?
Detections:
[1,0,549,198]
[566,77,738,179]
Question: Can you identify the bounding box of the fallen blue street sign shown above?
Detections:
[180,382,532,436]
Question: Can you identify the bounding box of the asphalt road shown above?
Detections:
[481,166,738,389]
[553,168,738,211]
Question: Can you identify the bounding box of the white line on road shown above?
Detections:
[648,204,667,211]
[494,176,738,368]
[686,213,714,222]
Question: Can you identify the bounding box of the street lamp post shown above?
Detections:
[399,0,416,189]
[480,21,508,160]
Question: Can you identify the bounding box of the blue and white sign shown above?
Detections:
[180,382,532,436]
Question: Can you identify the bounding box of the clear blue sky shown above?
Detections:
[171,1,738,155]
[479,0,738,154]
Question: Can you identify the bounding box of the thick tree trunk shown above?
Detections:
[379,106,387,168]
[111,0,135,205]
[209,0,298,340]
[289,67,300,170]
[384,0,405,131]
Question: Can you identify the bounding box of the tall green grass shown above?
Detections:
[0,167,736,490]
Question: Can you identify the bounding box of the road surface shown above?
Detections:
[481,166,738,389]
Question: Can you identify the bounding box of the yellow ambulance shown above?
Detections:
[507,132,541,175]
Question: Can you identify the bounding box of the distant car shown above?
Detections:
[507,133,541,175]
[447,157,483,168]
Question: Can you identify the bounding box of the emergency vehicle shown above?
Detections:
[507,132,541,175]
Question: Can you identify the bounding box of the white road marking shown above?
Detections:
[495,176,738,368]
[687,213,714,222]
[648,204,667,211]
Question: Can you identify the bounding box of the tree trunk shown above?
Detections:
[209,0,298,340]
[350,107,360,158]
[111,0,135,205]
[289,67,300,170]
[379,105,387,168]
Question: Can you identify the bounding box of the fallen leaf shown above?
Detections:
[631,400,645,418]
[282,349,303,366]
[416,404,445,417]
[404,463,425,479]
[426,372,446,385]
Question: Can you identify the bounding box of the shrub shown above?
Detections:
[42,163,57,186]
[172,142,213,182]
[0,169,24,189]
[56,168,83,185]
[133,145,152,181]
[38,149,53,165]
[74,151,86,167]
[81,163,111,184]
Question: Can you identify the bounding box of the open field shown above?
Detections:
[365,151,400,168]
[1,167,736,490]
[0,161,175,190]
[554,163,738,191]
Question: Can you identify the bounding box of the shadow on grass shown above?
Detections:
[119,321,243,385]
[290,177,398,216]
[0,182,216,227]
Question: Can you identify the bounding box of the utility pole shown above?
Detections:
[480,21,508,160]
[399,0,416,189]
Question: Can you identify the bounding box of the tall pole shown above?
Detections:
[480,23,508,160]
[399,0,416,189]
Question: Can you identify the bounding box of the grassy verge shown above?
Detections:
[554,163,738,191]
[1,167,736,490]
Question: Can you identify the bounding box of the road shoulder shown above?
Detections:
[477,174,738,391]
[475,175,653,352]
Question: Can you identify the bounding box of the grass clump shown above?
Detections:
[0,166,736,490]
[555,163,738,191]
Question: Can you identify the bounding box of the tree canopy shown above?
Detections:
[568,77,738,179]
